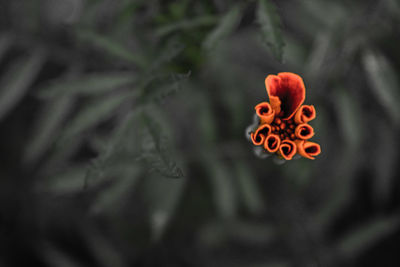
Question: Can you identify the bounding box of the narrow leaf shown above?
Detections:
[24,96,74,165]
[38,73,136,98]
[59,92,131,142]
[203,5,242,50]
[337,216,400,256]
[0,49,45,120]
[143,173,186,241]
[140,113,185,179]
[257,0,285,61]
[0,34,13,63]
[234,162,265,215]
[77,30,147,68]
[362,50,400,125]
[204,156,238,219]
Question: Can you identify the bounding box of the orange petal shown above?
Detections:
[255,102,275,124]
[279,140,297,160]
[264,134,281,153]
[265,72,306,120]
[295,140,321,160]
[294,105,316,124]
[250,124,272,146]
[294,123,314,140]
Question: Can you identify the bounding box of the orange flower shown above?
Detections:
[294,105,316,124]
[248,72,321,161]
[279,140,297,160]
[255,102,275,124]
[295,140,321,160]
[264,134,280,153]
[294,123,314,140]
[250,124,272,146]
[265,72,305,120]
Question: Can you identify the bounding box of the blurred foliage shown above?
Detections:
[0,0,400,266]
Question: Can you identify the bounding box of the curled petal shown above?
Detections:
[279,140,297,160]
[250,124,271,146]
[265,72,306,120]
[294,123,314,140]
[294,105,316,124]
[295,140,321,160]
[264,134,281,153]
[255,102,275,124]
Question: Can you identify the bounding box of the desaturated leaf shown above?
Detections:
[371,120,398,205]
[337,216,400,257]
[362,50,400,125]
[143,173,186,241]
[38,73,136,98]
[82,227,127,267]
[40,242,87,267]
[0,34,13,63]
[37,165,87,194]
[203,5,242,50]
[257,0,285,61]
[234,161,265,215]
[334,89,362,148]
[0,49,45,120]
[203,156,238,219]
[77,30,147,68]
[90,164,142,215]
[155,15,218,37]
[139,71,191,104]
[59,92,131,143]
[149,39,185,72]
[140,112,185,179]
[24,96,74,165]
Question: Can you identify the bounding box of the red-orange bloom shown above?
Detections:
[264,134,280,153]
[250,124,272,146]
[279,140,297,160]
[265,72,305,120]
[248,72,321,161]
[255,102,275,124]
[294,123,314,140]
[295,140,321,160]
[294,105,316,124]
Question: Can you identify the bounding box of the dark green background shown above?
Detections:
[1,0,400,266]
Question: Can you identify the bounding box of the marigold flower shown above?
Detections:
[264,134,280,153]
[247,72,321,161]
[294,123,314,140]
[294,105,316,124]
[295,140,321,160]
[255,102,275,124]
[250,124,271,146]
[279,139,297,160]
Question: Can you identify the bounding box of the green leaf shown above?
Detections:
[140,112,185,179]
[362,50,400,125]
[203,5,242,50]
[257,0,285,61]
[0,49,45,120]
[77,30,147,68]
[337,216,400,256]
[38,72,136,98]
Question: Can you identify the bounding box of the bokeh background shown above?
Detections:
[1,0,400,266]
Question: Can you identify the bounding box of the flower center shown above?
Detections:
[271,117,296,141]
